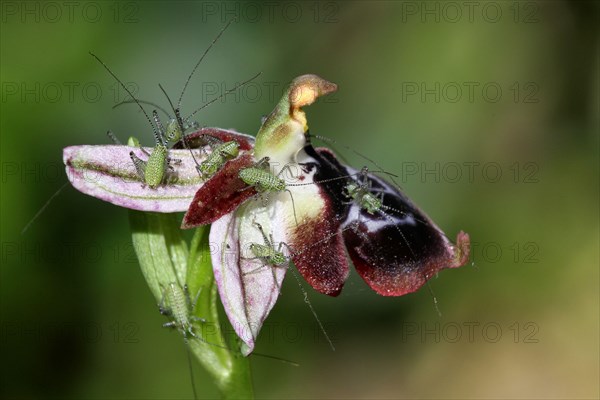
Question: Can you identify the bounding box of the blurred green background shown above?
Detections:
[1,1,598,398]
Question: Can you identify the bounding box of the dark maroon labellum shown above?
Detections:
[291,144,470,297]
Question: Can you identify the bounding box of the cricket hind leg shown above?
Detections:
[185,285,207,324]
[129,151,148,181]
[106,130,122,144]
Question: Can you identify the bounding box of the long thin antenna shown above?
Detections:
[352,169,420,261]
[113,99,172,119]
[177,19,234,109]
[287,167,430,228]
[158,82,188,146]
[309,132,406,190]
[21,182,68,235]
[251,352,300,366]
[285,189,299,227]
[89,52,157,135]
[185,72,261,120]
[152,110,167,146]
[159,83,180,127]
[159,73,262,178]
[287,168,398,187]
[107,130,122,145]
[424,278,442,317]
[279,227,367,352]
[158,83,202,173]
[183,342,198,400]
[289,268,335,351]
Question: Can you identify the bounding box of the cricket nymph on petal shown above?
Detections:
[181,154,257,228]
[63,127,254,213]
[336,166,471,297]
[210,204,277,356]
[64,144,203,212]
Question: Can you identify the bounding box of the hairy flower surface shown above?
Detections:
[64,128,254,212]
[64,74,470,356]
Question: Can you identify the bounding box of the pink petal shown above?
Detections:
[63,145,204,212]
[210,203,288,356]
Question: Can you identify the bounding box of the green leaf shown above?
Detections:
[129,211,254,399]
[129,211,188,299]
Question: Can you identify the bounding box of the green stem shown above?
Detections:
[187,225,254,399]
[129,211,254,399]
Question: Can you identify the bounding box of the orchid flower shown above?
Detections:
[63,74,470,397]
